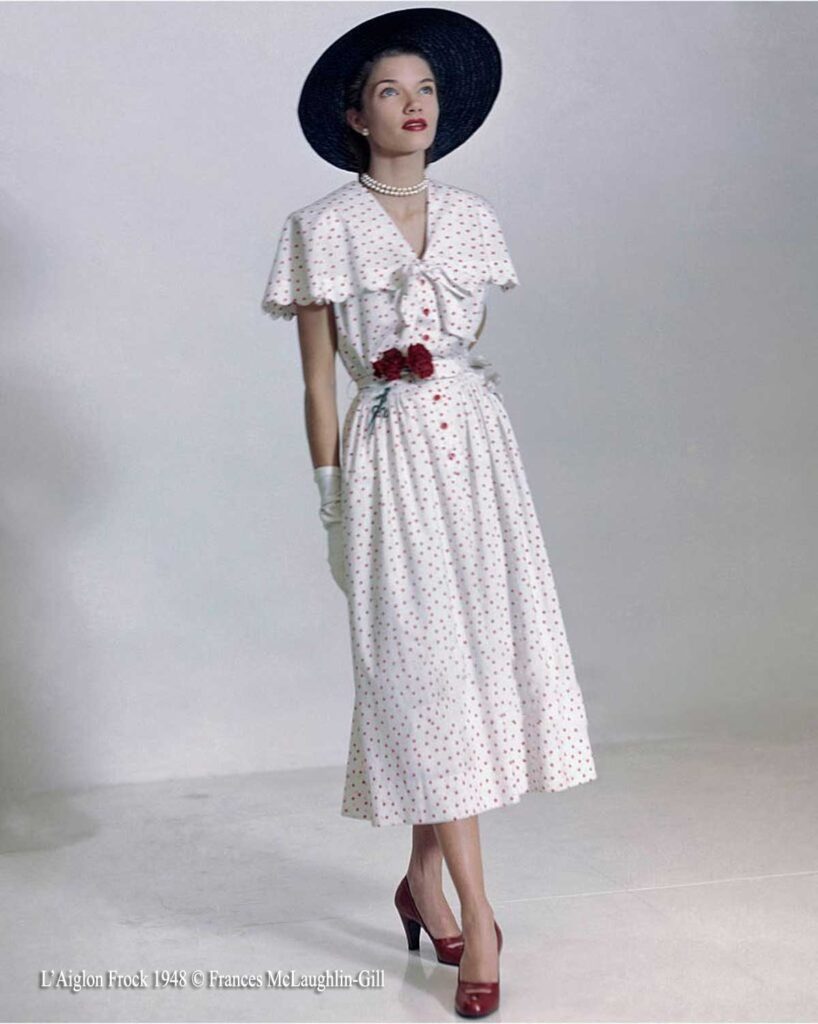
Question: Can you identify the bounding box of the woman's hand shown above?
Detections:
[314,465,347,596]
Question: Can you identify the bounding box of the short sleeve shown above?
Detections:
[478,199,520,291]
[260,208,352,319]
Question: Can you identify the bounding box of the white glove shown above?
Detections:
[313,465,347,595]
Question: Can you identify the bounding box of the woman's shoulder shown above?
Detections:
[433,179,518,289]
[284,180,360,227]
[284,177,497,224]
[434,178,497,215]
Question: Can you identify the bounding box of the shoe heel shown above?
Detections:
[397,908,421,950]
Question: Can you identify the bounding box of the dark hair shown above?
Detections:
[343,46,438,173]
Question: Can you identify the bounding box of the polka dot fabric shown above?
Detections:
[262,177,597,827]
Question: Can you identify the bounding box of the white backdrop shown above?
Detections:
[1,1,816,796]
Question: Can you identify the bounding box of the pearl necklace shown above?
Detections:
[359,171,428,196]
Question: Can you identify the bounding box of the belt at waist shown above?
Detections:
[353,354,490,392]
[352,353,503,437]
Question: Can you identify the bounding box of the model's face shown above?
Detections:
[350,54,439,157]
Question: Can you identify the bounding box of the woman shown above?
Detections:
[261,9,597,1018]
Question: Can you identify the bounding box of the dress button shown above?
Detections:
[422,334,429,341]
[422,307,430,316]
[440,422,448,429]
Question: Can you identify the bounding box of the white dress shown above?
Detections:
[262,176,597,827]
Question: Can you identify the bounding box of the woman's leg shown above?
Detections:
[406,823,461,938]
[433,816,499,982]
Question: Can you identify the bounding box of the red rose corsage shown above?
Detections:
[366,343,435,435]
[371,346,406,381]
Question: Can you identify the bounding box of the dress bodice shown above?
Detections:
[261,177,519,386]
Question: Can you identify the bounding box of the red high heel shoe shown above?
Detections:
[395,875,464,965]
[394,876,503,967]
[454,918,501,1018]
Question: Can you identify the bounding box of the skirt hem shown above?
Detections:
[340,768,598,828]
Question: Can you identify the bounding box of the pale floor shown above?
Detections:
[1,735,816,1023]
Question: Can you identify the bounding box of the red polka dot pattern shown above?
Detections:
[262,177,597,827]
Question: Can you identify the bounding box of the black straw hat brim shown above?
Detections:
[297,7,503,172]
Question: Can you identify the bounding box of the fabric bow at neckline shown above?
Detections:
[386,258,482,344]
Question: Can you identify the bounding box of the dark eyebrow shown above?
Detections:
[372,77,435,88]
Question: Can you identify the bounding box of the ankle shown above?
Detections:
[407,859,443,885]
[461,897,494,927]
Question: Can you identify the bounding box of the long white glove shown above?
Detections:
[313,465,347,595]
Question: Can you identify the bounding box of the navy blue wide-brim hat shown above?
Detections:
[297,7,503,171]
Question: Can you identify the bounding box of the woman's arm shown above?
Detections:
[468,305,488,349]
[295,301,346,594]
[295,302,340,469]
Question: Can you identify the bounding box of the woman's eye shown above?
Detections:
[380,85,435,98]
